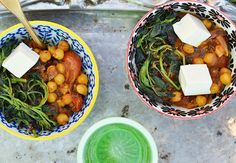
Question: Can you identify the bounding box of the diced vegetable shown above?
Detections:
[215,45,225,57]
[72,94,84,112]
[216,36,229,56]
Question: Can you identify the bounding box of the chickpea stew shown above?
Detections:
[0,40,89,133]
[136,11,231,109]
[33,40,89,125]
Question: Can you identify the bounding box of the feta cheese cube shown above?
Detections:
[179,64,212,96]
[2,42,39,78]
[173,14,211,47]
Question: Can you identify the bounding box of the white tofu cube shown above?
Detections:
[179,64,212,96]
[2,42,39,78]
[173,14,211,47]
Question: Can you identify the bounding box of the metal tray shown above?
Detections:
[0,9,236,163]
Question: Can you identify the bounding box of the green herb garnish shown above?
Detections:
[136,11,185,101]
[0,43,56,133]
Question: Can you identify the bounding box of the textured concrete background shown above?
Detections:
[0,1,236,163]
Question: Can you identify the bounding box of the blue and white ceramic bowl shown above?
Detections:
[127,1,236,119]
[0,21,99,140]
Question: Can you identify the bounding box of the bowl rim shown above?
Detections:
[77,117,158,163]
[0,20,99,140]
[126,1,236,120]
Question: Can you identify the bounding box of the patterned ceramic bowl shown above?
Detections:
[0,21,99,140]
[127,1,236,119]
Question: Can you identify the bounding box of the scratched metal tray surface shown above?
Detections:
[0,9,236,163]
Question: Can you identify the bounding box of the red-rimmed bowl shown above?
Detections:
[126,1,236,119]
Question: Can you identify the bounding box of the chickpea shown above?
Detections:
[56,63,66,74]
[47,81,57,93]
[47,65,56,72]
[59,84,70,95]
[56,113,69,125]
[202,19,212,29]
[40,50,51,63]
[183,44,194,54]
[53,48,64,60]
[53,48,65,60]
[58,40,70,52]
[196,96,207,107]
[47,65,58,80]
[210,83,219,94]
[203,53,217,66]
[48,93,57,103]
[34,48,41,54]
[193,57,204,64]
[220,67,231,75]
[57,100,65,107]
[54,74,65,85]
[76,84,88,96]
[77,73,88,85]
[171,91,182,102]
[62,94,73,105]
[48,46,56,55]
[215,45,225,57]
[220,73,232,85]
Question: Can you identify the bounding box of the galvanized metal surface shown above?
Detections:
[0,9,236,163]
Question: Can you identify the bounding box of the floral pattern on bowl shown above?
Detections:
[127,1,236,119]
